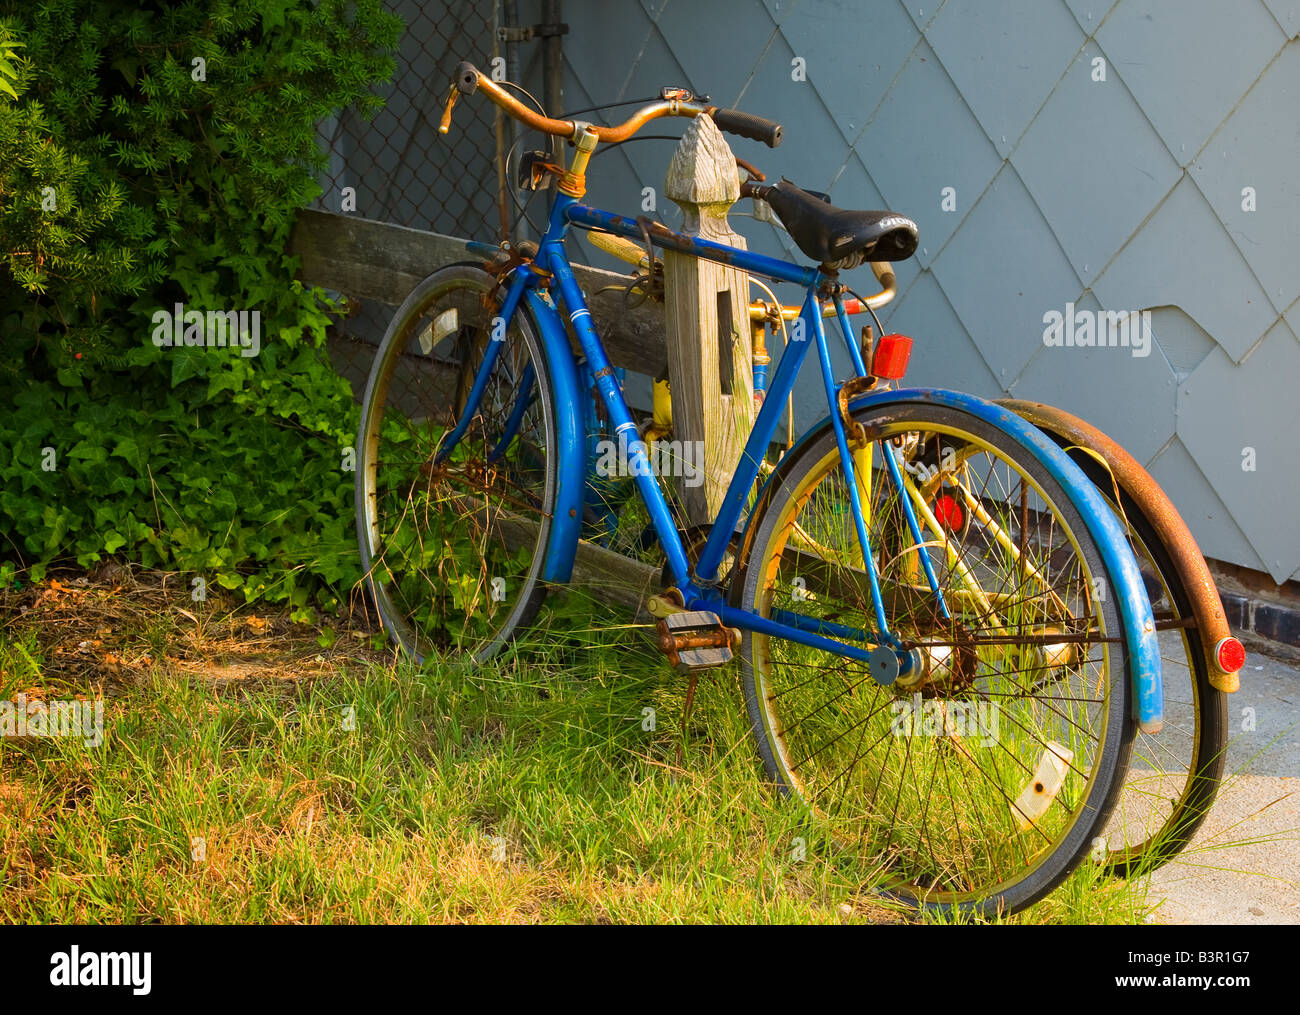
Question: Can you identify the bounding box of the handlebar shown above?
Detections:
[710,107,783,148]
[870,260,896,297]
[441,61,783,149]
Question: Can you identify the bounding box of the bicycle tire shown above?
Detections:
[355,264,557,663]
[1063,453,1228,876]
[734,400,1135,917]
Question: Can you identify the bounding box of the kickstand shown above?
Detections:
[675,672,699,769]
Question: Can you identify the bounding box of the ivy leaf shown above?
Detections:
[169,346,206,387]
[110,435,144,469]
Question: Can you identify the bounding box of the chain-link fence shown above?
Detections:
[314,1,565,391]
[319,1,501,240]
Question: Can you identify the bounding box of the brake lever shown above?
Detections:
[438,84,459,135]
[660,85,708,103]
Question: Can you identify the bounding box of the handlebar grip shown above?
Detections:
[709,108,783,148]
[453,61,480,95]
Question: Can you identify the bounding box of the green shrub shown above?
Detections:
[0,1,402,608]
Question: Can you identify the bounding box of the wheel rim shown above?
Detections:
[745,419,1125,908]
[357,272,553,661]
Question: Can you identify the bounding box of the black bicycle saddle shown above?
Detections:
[745,178,919,269]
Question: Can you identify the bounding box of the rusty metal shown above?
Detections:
[455,62,710,144]
[635,217,755,271]
[747,299,795,323]
[897,618,979,695]
[837,376,876,447]
[654,610,740,672]
[521,156,567,192]
[555,124,599,198]
[743,268,896,323]
[657,628,735,654]
[751,318,770,358]
[482,243,530,280]
[999,398,1239,692]
[481,243,548,307]
[675,670,701,768]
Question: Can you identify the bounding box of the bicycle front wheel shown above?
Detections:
[356,264,556,663]
[735,401,1134,916]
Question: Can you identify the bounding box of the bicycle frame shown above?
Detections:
[441,190,1165,727]
[561,196,923,667]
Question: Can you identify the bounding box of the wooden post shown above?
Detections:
[662,115,755,525]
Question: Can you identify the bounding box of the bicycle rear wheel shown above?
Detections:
[1070,462,1228,876]
[355,265,556,662]
[735,401,1134,916]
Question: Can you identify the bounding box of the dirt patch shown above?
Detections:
[0,563,396,691]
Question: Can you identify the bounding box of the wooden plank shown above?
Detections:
[288,209,455,306]
[569,539,661,611]
[288,208,668,375]
[448,495,662,613]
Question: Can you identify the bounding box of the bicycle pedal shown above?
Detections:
[655,611,739,672]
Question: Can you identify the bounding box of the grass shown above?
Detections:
[0,568,1156,924]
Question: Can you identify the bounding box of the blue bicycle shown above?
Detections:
[355,62,1164,915]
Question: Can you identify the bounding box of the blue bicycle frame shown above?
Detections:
[447,190,1165,731]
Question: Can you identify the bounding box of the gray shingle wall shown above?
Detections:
[555,0,1300,582]
[330,0,1299,582]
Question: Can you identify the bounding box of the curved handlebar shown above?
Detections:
[443,61,783,148]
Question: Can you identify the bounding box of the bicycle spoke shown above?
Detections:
[740,408,1129,912]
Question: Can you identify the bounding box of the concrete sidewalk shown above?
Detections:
[1144,650,1300,924]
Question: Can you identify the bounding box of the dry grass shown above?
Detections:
[0,567,1151,924]
[0,563,392,693]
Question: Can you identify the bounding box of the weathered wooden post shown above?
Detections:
[662,115,755,526]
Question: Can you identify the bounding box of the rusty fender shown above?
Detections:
[999,399,1239,693]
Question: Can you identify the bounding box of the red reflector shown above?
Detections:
[872,333,912,379]
[933,493,963,531]
[1214,637,1245,673]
